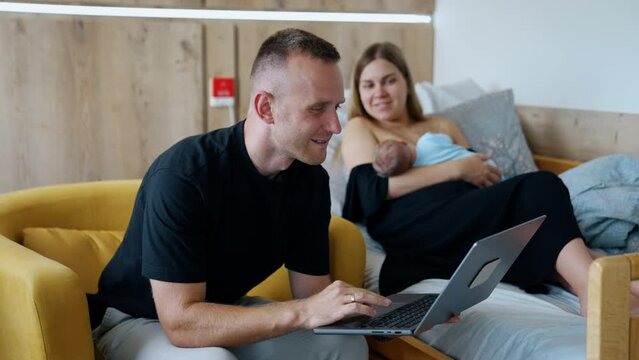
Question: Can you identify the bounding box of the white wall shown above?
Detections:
[433,0,639,113]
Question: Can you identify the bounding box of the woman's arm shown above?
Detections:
[341,117,379,170]
[342,117,463,198]
[342,117,500,199]
[437,117,502,186]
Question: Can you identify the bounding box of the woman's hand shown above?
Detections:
[299,280,391,329]
[457,154,501,188]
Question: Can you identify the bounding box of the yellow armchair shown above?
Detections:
[0,181,365,360]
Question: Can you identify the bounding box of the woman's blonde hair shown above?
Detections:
[349,42,424,123]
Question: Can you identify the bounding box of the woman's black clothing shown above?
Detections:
[342,164,582,296]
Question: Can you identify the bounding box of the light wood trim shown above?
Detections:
[631,317,639,360]
[533,154,581,174]
[629,253,639,280]
[629,254,639,360]
[11,0,434,13]
[11,0,204,7]
[587,256,631,360]
[205,0,435,14]
[518,105,639,162]
[367,336,451,360]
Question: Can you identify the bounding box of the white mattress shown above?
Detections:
[362,227,586,360]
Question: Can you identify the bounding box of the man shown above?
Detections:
[89,28,390,360]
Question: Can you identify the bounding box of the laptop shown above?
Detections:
[314,215,546,336]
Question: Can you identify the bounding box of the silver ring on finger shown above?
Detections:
[346,293,356,303]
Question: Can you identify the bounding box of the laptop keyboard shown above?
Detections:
[363,294,439,329]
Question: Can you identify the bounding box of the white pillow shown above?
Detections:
[415,78,486,114]
[322,90,350,216]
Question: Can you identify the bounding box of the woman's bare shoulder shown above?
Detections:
[426,115,454,126]
[344,116,375,135]
[425,115,469,146]
[346,116,371,127]
[424,115,460,133]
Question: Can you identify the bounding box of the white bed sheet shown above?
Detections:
[363,236,586,360]
[407,279,585,360]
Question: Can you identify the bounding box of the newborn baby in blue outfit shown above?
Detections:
[373,132,498,177]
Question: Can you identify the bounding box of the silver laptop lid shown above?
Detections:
[415,215,546,333]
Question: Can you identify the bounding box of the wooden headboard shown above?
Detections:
[518,105,639,162]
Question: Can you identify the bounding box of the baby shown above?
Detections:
[373,132,498,177]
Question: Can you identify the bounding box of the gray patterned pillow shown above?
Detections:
[437,89,537,179]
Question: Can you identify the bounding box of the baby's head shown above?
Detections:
[373,139,414,177]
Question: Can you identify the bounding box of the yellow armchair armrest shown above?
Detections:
[247,215,365,301]
[0,236,94,360]
[328,215,366,288]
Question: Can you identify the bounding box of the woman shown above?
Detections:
[341,42,638,316]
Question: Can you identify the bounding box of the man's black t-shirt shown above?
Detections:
[91,121,330,321]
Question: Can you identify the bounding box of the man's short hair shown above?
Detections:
[250,28,340,79]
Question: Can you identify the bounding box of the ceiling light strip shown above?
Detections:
[0,2,431,24]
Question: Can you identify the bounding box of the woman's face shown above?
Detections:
[358,58,409,124]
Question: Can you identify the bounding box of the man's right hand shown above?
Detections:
[299,280,391,329]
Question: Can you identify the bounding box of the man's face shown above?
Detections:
[270,54,344,165]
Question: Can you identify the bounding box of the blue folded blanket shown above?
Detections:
[559,154,639,253]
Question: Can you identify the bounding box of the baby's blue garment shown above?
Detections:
[414,132,497,167]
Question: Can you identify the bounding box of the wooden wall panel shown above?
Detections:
[205,0,434,14]
[0,4,436,191]
[3,0,434,13]
[518,106,639,162]
[205,20,236,130]
[5,1,204,7]
[0,14,204,192]
[235,21,433,118]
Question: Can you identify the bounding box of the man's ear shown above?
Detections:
[253,91,275,124]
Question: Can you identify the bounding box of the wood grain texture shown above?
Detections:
[629,253,639,360]
[533,154,581,174]
[367,336,451,360]
[0,14,204,192]
[6,0,434,13]
[5,0,204,7]
[587,256,630,360]
[518,105,639,162]
[205,20,237,129]
[631,316,639,360]
[235,21,433,118]
[205,0,435,14]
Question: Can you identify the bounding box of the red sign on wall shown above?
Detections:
[213,77,234,97]
[210,77,235,107]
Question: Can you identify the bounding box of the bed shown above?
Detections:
[362,187,639,360]
[2,1,638,359]
[322,80,639,360]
